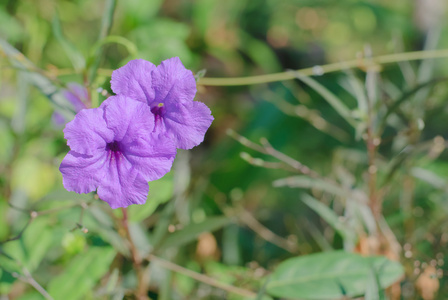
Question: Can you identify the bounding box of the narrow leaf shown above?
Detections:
[47,246,116,300]
[301,194,356,242]
[52,13,86,71]
[290,70,357,127]
[273,175,351,199]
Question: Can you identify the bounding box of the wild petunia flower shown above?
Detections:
[63,82,89,112]
[111,57,214,150]
[59,95,176,208]
[52,83,88,126]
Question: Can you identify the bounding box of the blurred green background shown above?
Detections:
[1,0,448,299]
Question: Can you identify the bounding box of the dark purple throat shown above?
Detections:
[106,140,123,162]
[106,140,121,152]
[151,105,165,118]
[151,104,166,129]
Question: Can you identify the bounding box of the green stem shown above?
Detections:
[121,208,148,300]
[197,48,448,86]
[87,0,117,84]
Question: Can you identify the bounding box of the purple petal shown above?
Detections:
[63,107,114,155]
[122,133,177,181]
[103,95,155,143]
[96,157,149,209]
[59,151,106,194]
[150,57,196,107]
[163,101,214,149]
[64,83,88,112]
[111,59,156,103]
[52,112,66,126]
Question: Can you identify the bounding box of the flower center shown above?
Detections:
[151,103,165,130]
[151,103,165,118]
[106,140,124,162]
[106,140,121,152]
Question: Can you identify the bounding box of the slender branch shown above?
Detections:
[121,208,147,300]
[7,200,30,213]
[261,88,350,142]
[45,49,448,86]
[365,57,380,221]
[227,129,319,177]
[1,251,54,300]
[18,267,54,300]
[147,254,257,298]
[239,209,299,254]
[36,203,82,216]
[240,152,298,172]
[0,215,35,244]
[196,48,448,86]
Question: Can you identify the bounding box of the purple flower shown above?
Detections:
[53,83,89,126]
[59,95,176,208]
[111,57,213,150]
[63,82,89,112]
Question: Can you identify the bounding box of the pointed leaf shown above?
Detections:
[266,251,403,299]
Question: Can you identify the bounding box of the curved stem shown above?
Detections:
[49,49,448,87]
[197,48,448,86]
[147,254,257,298]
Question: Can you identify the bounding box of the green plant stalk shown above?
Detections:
[121,208,147,300]
[197,48,448,86]
[365,67,380,222]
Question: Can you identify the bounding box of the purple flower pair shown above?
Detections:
[59,58,213,209]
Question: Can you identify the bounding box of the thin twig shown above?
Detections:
[196,48,448,86]
[36,203,82,216]
[147,254,257,298]
[261,88,350,142]
[239,209,299,254]
[240,152,298,172]
[0,215,36,244]
[207,185,299,254]
[260,137,318,177]
[47,48,448,86]
[121,208,147,300]
[1,251,54,300]
[7,200,30,213]
[19,267,54,300]
[229,130,352,199]
[365,52,380,221]
[227,129,318,177]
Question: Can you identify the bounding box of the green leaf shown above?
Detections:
[47,246,116,300]
[301,194,356,243]
[266,251,403,299]
[0,267,16,295]
[128,173,174,222]
[0,250,21,274]
[239,30,281,73]
[364,268,386,300]
[52,13,86,71]
[157,216,233,250]
[340,70,368,117]
[411,167,447,189]
[87,0,117,83]
[378,78,448,134]
[3,218,53,272]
